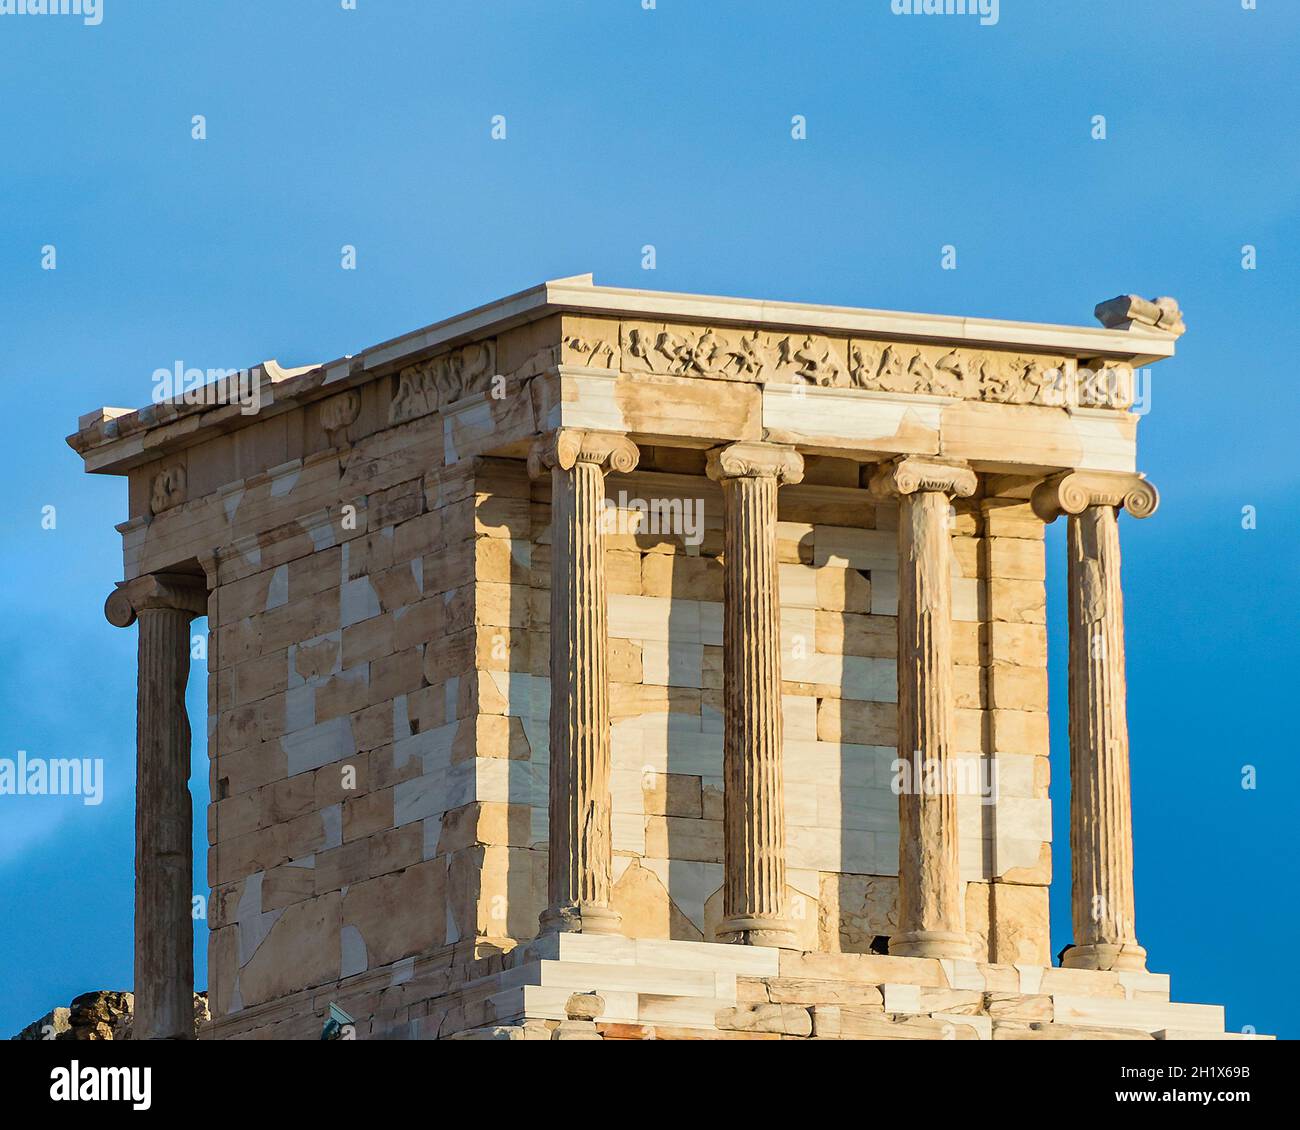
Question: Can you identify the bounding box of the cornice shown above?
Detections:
[68,275,1179,477]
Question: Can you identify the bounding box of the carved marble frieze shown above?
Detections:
[559,321,1136,410]
[390,340,497,424]
[320,389,361,445]
[560,333,617,370]
[150,463,187,515]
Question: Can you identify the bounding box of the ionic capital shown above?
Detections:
[105,572,208,628]
[705,442,804,485]
[1031,470,1159,524]
[868,456,976,501]
[527,429,640,480]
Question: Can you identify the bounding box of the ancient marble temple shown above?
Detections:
[68,277,1257,1040]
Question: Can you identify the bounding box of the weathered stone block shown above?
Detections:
[716,1003,813,1037]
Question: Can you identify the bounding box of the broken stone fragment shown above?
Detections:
[564,992,605,1021]
[66,991,135,1040]
[552,1019,603,1041]
[1094,294,1185,336]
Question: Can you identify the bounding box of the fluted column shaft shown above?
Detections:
[1034,470,1158,972]
[106,573,207,1040]
[530,429,639,935]
[870,457,976,960]
[708,442,803,946]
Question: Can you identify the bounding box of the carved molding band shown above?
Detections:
[527,429,640,480]
[562,334,617,369]
[868,456,977,501]
[105,573,208,628]
[1031,471,1160,524]
[705,442,804,485]
[558,321,1138,410]
[390,340,497,424]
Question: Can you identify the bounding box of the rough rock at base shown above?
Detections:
[10,990,209,1040]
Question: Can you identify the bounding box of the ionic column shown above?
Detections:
[706,442,804,946]
[529,429,640,935]
[869,456,977,960]
[1033,470,1158,972]
[105,572,208,1040]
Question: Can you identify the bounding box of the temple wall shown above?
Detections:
[200,423,471,1018]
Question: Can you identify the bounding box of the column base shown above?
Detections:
[888,930,972,960]
[717,915,795,948]
[538,902,622,937]
[1062,942,1147,972]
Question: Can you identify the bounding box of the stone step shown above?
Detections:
[1024,964,1171,1002]
[500,959,738,1000]
[816,1008,987,1040]
[1155,1029,1274,1041]
[489,984,730,1030]
[639,994,748,1030]
[487,978,1242,1040]
[993,1022,1155,1041]
[776,950,948,987]
[1051,995,1224,1034]
[526,933,781,976]
[488,985,639,1026]
[508,939,1175,1003]
[777,950,1171,1001]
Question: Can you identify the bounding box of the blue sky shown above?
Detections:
[0,0,1295,1038]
